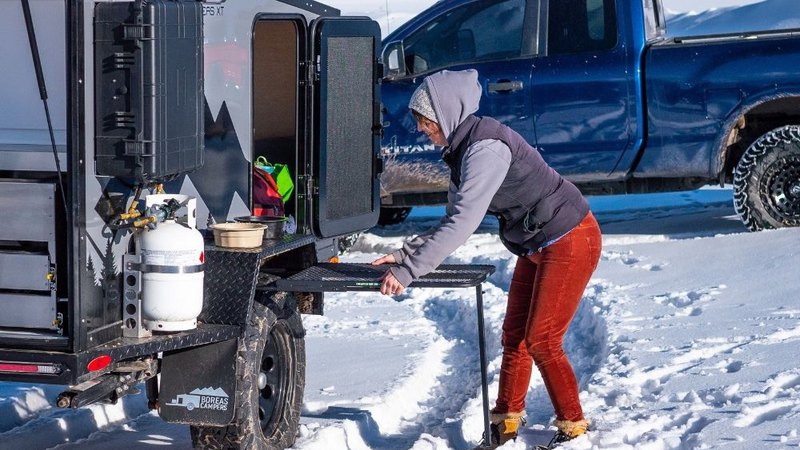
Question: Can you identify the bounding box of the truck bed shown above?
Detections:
[638,28,800,178]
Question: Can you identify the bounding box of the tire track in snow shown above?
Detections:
[0,384,64,434]
[0,390,152,449]
[411,284,507,448]
[51,409,189,449]
[302,270,512,449]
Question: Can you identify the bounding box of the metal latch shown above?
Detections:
[305,59,320,83]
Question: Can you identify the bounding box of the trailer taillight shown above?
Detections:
[0,361,62,375]
[87,355,112,372]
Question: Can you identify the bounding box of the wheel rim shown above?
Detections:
[258,321,294,436]
[761,155,800,226]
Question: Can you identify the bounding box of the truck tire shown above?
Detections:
[337,233,360,253]
[190,292,305,449]
[378,206,412,225]
[733,125,800,231]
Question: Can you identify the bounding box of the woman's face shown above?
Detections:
[415,115,448,147]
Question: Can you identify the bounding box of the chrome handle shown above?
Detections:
[487,80,523,93]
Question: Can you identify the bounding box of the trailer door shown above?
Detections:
[309,18,381,238]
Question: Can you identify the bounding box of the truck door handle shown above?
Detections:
[488,80,523,93]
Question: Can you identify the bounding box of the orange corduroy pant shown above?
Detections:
[493,212,602,421]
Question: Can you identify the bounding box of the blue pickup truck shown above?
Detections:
[378,0,800,231]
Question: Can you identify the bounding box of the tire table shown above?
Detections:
[275,263,496,448]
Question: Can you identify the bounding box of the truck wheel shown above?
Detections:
[337,233,360,253]
[733,125,800,231]
[378,206,412,225]
[190,292,305,449]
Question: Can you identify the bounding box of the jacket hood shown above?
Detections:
[422,69,482,143]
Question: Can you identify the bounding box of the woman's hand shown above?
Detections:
[371,254,404,295]
[378,270,405,296]
[371,253,397,265]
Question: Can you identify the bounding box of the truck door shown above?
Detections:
[456,0,536,140]
[531,0,636,181]
[309,18,382,238]
[382,0,537,156]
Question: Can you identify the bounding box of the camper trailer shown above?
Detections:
[0,0,381,448]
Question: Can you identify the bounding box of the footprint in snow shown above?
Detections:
[734,401,796,427]
[652,285,726,317]
[766,370,800,393]
[731,369,800,428]
[725,360,744,373]
[697,383,743,407]
[602,250,665,271]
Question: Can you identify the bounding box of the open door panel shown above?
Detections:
[310,17,382,238]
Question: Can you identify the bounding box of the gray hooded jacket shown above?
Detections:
[390,69,588,287]
[389,70,511,287]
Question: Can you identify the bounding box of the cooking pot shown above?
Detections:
[234,216,286,239]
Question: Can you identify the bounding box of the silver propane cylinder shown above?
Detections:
[137,195,204,331]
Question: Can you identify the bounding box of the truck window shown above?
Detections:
[548,0,617,55]
[642,0,665,40]
[404,0,526,76]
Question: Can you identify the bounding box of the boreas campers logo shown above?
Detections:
[166,387,229,411]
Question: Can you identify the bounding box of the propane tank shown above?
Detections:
[137,195,204,331]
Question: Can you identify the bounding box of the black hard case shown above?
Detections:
[94,0,204,182]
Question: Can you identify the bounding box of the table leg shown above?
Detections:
[476,284,492,447]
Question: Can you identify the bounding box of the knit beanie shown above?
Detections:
[408,81,437,123]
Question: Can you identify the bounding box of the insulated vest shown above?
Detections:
[442,115,589,254]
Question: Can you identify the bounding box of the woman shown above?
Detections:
[372,69,602,447]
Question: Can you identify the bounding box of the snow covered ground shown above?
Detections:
[2,187,799,450]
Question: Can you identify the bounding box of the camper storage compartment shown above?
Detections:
[251,18,305,221]
[94,0,204,182]
[0,180,59,331]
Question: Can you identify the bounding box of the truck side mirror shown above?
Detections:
[382,41,407,79]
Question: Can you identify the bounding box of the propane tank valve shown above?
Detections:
[136,198,184,229]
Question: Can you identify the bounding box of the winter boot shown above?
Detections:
[549,418,590,445]
[476,411,525,449]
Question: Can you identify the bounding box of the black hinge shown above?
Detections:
[305,60,314,84]
[308,175,319,196]
[306,57,320,83]
[297,175,319,198]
